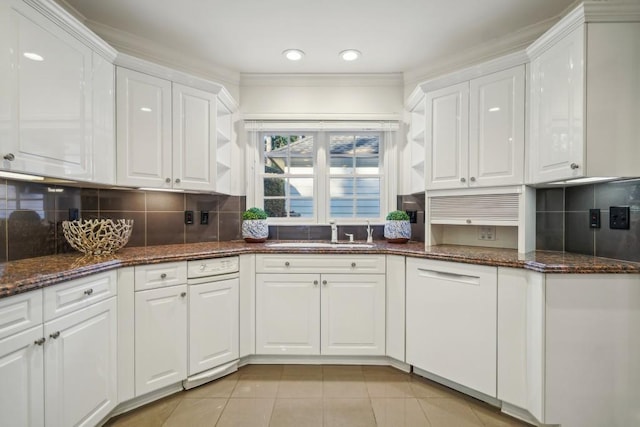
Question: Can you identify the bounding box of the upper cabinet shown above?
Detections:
[405,97,426,194]
[528,5,640,183]
[0,0,117,183]
[418,64,525,191]
[116,65,238,193]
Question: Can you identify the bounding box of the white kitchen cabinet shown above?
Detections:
[116,67,173,189]
[215,99,233,194]
[2,0,92,180]
[255,254,386,356]
[0,325,45,427]
[189,276,239,375]
[92,52,116,185]
[528,19,640,183]
[44,297,117,427]
[406,258,497,397]
[405,96,427,194]
[256,273,321,355]
[425,66,524,190]
[321,274,385,356]
[425,82,469,190]
[135,284,187,396]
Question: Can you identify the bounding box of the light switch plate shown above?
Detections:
[609,206,630,229]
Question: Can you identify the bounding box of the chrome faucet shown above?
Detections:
[366,220,373,243]
[330,220,338,243]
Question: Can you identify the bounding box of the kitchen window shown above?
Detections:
[247,122,398,225]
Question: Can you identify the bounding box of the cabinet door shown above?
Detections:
[0,325,44,427]
[425,82,469,190]
[406,259,497,397]
[321,274,385,356]
[529,26,584,183]
[44,297,117,427]
[256,274,320,355]
[135,285,187,396]
[4,1,92,180]
[469,66,525,187]
[189,278,239,375]
[172,84,216,191]
[116,67,172,188]
[92,52,115,185]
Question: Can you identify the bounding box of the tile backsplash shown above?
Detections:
[0,179,245,262]
[536,180,640,262]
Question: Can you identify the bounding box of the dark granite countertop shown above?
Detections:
[1,241,639,298]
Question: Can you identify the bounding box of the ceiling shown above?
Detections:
[59,0,577,77]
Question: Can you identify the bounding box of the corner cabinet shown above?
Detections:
[528,15,640,183]
[116,67,237,193]
[424,65,525,190]
[0,0,116,183]
[255,255,386,356]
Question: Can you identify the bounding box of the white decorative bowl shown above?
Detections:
[62,219,134,255]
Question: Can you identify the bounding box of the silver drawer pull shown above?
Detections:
[49,331,60,339]
[84,288,94,296]
[160,273,167,279]
[460,177,466,183]
[313,280,318,286]
[570,163,579,170]
[4,153,15,161]
[165,177,171,183]
[285,262,290,267]
[180,292,187,298]
[34,337,45,346]
[351,262,356,268]
[322,280,327,286]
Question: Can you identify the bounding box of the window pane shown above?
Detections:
[330,156,353,174]
[265,155,286,174]
[264,178,285,197]
[330,199,354,218]
[355,178,379,196]
[330,136,354,155]
[355,157,379,174]
[288,178,313,197]
[355,199,380,217]
[330,178,354,196]
[265,199,287,217]
[290,156,314,174]
[354,136,379,155]
[289,198,313,218]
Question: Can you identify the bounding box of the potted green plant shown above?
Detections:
[242,207,269,243]
[384,210,411,243]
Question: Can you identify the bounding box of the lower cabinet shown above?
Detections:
[256,272,385,356]
[44,297,117,427]
[189,277,239,375]
[135,284,187,396]
[406,258,497,397]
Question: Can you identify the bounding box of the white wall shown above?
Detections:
[239,74,403,118]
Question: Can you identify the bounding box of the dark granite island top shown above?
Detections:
[1,241,639,298]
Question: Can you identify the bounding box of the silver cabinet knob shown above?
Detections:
[470,177,476,182]
[175,178,181,184]
[3,153,15,161]
[160,273,167,279]
[322,280,327,286]
[351,262,356,267]
[570,163,579,170]
[285,261,290,267]
[180,292,187,298]
[460,177,466,183]
[313,280,318,286]
[34,337,45,346]
[165,177,171,183]
[466,219,472,224]
[83,288,94,296]
[49,331,60,339]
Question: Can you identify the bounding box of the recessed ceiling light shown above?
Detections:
[283,49,304,61]
[23,52,44,61]
[340,49,361,61]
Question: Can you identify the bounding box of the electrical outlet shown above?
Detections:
[184,210,194,225]
[200,211,209,225]
[478,226,496,241]
[589,209,601,228]
[610,206,630,229]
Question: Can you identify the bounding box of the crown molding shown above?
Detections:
[240,73,403,88]
[244,120,400,131]
[241,113,402,122]
[116,53,238,111]
[403,14,557,89]
[84,19,240,88]
[25,0,117,61]
[527,1,640,58]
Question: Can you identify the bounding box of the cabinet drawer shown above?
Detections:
[255,254,385,274]
[0,290,43,340]
[44,271,117,321]
[135,262,187,291]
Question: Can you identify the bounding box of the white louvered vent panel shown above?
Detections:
[430,193,520,223]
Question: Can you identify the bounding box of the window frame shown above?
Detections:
[247,122,398,226]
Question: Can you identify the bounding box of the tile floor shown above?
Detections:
[105,364,530,427]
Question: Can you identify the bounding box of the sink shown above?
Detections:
[266,242,375,249]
